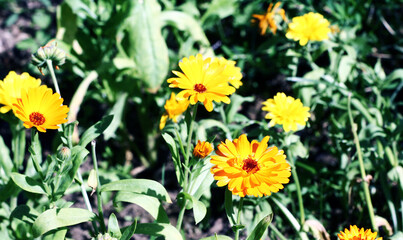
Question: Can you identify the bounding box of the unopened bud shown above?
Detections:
[88,169,98,196]
[57,146,71,161]
[96,233,117,240]
[31,40,66,75]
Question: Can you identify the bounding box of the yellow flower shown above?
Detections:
[262,92,310,132]
[193,140,213,158]
[213,57,243,89]
[0,71,41,114]
[338,225,382,240]
[159,92,190,130]
[12,85,69,132]
[167,54,236,112]
[252,2,286,35]
[286,12,330,46]
[210,134,291,197]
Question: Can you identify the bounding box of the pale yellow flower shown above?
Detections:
[262,92,310,132]
[0,71,41,114]
[159,92,189,130]
[338,225,382,240]
[213,57,243,89]
[286,12,330,46]
[252,2,286,35]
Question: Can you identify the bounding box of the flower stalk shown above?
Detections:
[234,197,244,240]
[287,149,305,226]
[91,140,106,232]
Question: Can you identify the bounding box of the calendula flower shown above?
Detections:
[213,57,243,89]
[338,225,382,240]
[31,40,66,75]
[167,54,236,112]
[262,92,310,132]
[252,2,286,35]
[193,140,213,158]
[12,85,69,132]
[286,12,330,46]
[0,71,41,114]
[159,92,190,130]
[210,134,291,197]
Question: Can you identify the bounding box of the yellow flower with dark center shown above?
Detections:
[193,140,213,159]
[286,12,330,46]
[159,92,190,130]
[213,57,243,89]
[338,225,382,240]
[167,54,236,112]
[12,85,69,132]
[252,2,286,35]
[210,134,291,197]
[262,92,310,132]
[0,71,41,114]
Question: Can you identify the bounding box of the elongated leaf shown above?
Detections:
[161,132,182,185]
[135,223,182,240]
[200,235,233,240]
[121,0,168,92]
[104,93,128,140]
[114,192,169,223]
[0,135,13,178]
[11,173,46,195]
[79,115,113,147]
[108,213,121,239]
[177,192,207,224]
[101,179,171,203]
[32,208,96,237]
[120,220,137,240]
[246,214,273,240]
[43,228,68,240]
[0,180,21,202]
[224,189,237,226]
[271,197,300,231]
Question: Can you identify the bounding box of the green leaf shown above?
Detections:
[197,119,232,141]
[201,0,237,23]
[120,0,168,92]
[32,208,96,237]
[10,205,39,239]
[271,197,301,231]
[42,228,68,240]
[0,180,21,202]
[200,235,233,240]
[54,146,89,199]
[120,220,137,240]
[114,192,169,223]
[177,192,207,224]
[108,213,121,239]
[135,223,183,240]
[10,173,47,195]
[101,179,171,203]
[224,189,236,226]
[225,94,254,124]
[0,135,13,179]
[161,132,183,185]
[104,93,128,140]
[79,115,114,147]
[246,214,273,240]
[57,2,77,44]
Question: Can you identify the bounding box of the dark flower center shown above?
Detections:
[242,158,259,173]
[29,112,45,126]
[194,84,207,93]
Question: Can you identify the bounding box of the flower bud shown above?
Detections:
[31,40,66,75]
[88,169,98,196]
[193,140,213,159]
[57,146,71,161]
[96,233,117,240]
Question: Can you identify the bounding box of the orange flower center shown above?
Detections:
[242,157,259,173]
[29,112,45,126]
[194,84,207,93]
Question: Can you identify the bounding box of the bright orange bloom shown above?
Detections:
[252,2,286,35]
[338,225,382,240]
[193,140,213,158]
[12,85,69,132]
[210,134,291,197]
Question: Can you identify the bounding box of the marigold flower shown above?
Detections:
[31,40,66,75]
[286,12,330,46]
[0,71,41,114]
[193,140,213,158]
[210,134,291,197]
[262,92,310,132]
[338,225,382,240]
[12,85,69,132]
[159,92,190,130]
[252,2,286,35]
[167,54,236,112]
[213,57,243,89]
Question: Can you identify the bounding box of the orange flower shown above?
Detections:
[252,2,286,35]
[210,134,291,197]
[338,225,382,240]
[193,140,213,158]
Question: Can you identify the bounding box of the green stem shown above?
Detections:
[347,94,377,231]
[269,224,287,240]
[12,121,26,171]
[287,149,305,226]
[76,168,93,213]
[176,205,186,230]
[46,60,61,95]
[91,140,106,232]
[234,197,244,240]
